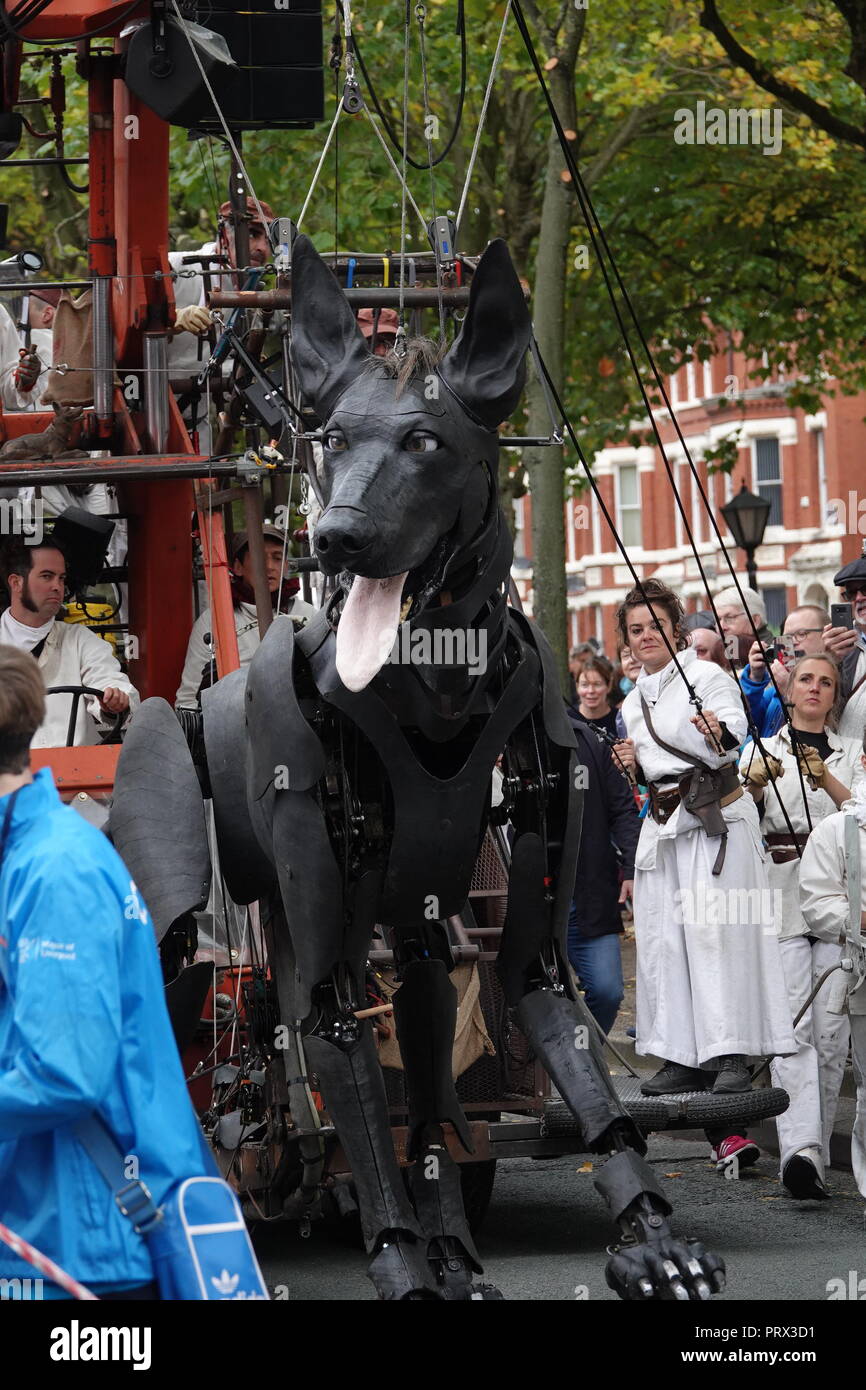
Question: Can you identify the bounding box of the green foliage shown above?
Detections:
[5,4,865,461]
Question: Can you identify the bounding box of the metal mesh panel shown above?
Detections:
[469,829,509,893]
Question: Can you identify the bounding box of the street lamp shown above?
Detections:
[721,481,771,592]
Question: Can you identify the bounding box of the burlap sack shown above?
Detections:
[42,289,93,406]
[377,962,496,1079]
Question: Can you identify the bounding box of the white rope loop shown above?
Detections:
[415,2,446,341]
[396,0,413,355]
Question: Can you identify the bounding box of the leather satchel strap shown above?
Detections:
[639,692,705,770]
[849,669,866,702]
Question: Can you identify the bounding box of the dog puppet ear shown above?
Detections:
[290,235,370,418]
[438,239,531,429]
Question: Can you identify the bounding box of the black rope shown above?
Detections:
[513,0,807,848]
[333,51,340,270]
[353,1,466,171]
[530,339,721,753]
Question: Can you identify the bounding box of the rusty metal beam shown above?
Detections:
[209,287,473,311]
[241,484,273,638]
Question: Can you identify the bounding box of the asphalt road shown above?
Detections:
[253,1134,866,1303]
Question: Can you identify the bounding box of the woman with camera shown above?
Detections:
[740,653,864,1199]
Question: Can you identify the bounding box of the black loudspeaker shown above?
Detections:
[122,9,323,132]
[51,507,115,591]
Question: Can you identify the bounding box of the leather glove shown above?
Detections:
[174,303,213,335]
[13,348,42,392]
[743,751,783,790]
[794,743,826,791]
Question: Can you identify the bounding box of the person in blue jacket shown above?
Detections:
[0,644,207,1299]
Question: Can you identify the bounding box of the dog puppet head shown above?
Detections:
[290,235,531,691]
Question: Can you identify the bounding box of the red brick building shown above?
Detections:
[513,339,866,656]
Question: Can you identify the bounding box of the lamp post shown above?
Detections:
[721,482,771,592]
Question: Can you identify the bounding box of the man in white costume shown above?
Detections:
[799,744,866,1203]
[175,523,315,709]
[0,537,137,747]
[0,286,57,411]
[167,198,275,454]
[614,578,795,1098]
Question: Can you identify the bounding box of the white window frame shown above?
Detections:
[702,359,714,398]
[685,357,697,403]
[690,462,704,545]
[591,488,602,557]
[752,435,783,529]
[615,462,642,550]
[512,497,525,555]
[669,372,680,406]
[815,428,828,526]
[674,460,687,548]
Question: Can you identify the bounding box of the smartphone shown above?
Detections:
[830,602,854,630]
[763,635,794,665]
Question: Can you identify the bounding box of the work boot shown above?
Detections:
[782,1147,830,1201]
[640,1061,708,1096]
[711,1055,751,1093]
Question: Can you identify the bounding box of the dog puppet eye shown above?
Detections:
[324,431,348,451]
[404,431,439,454]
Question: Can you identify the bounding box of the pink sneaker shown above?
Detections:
[711,1135,760,1174]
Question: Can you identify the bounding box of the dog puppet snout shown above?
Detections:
[315,507,377,572]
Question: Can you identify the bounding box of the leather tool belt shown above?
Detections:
[764,831,809,865]
[648,764,742,826]
[640,693,742,875]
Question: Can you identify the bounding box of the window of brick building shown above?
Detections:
[754,437,783,526]
[761,586,787,633]
[617,463,642,548]
[702,359,714,397]
[685,358,697,402]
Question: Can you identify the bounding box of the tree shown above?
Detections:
[10,4,866,682]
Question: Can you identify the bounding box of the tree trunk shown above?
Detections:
[522,58,577,692]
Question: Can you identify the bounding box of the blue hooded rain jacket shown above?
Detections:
[0,769,207,1296]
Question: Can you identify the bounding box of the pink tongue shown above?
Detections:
[336,572,409,692]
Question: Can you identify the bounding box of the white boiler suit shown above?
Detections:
[621,649,795,1068]
[799,800,866,1198]
[740,728,864,1175]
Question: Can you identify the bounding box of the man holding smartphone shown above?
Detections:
[744,605,831,736]
[825,554,866,740]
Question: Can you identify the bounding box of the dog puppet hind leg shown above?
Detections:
[391,957,503,1300]
[302,1025,445,1300]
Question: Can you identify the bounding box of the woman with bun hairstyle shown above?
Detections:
[614,578,795,1101]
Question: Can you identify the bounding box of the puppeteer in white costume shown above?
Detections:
[616,580,795,1096]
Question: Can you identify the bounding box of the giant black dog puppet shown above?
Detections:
[112,236,724,1301]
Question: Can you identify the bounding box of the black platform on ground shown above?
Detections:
[542,1078,789,1138]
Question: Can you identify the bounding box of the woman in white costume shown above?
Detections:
[741,654,864,1198]
[614,579,795,1097]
